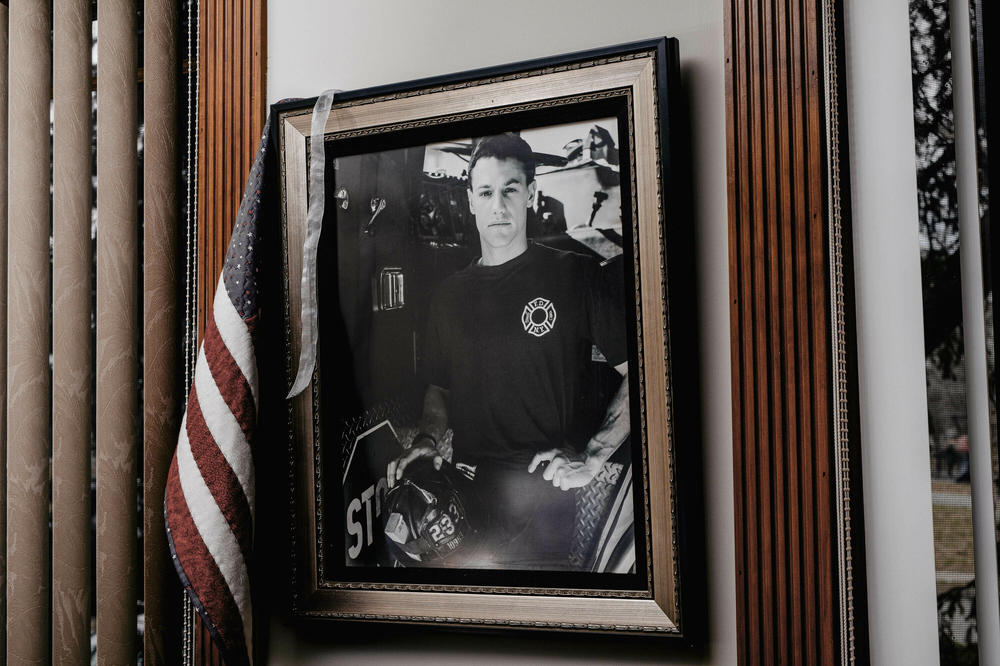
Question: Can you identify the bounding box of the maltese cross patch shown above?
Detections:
[521,297,557,337]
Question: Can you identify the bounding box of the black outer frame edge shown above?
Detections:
[653,38,708,650]
[267,37,706,647]
[269,37,673,118]
[257,101,302,661]
[269,93,320,623]
[824,0,870,663]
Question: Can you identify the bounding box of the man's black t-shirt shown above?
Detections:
[423,242,627,468]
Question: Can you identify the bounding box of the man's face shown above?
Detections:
[467,157,536,253]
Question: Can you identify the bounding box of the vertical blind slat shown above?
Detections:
[212,0,223,339]
[96,0,139,663]
[0,3,8,659]
[143,0,181,663]
[6,2,52,663]
[191,2,267,656]
[51,1,94,663]
[251,0,266,156]
[196,0,209,345]
[241,0,250,190]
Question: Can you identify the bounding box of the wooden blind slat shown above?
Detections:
[251,0,266,167]
[143,1,182,664]
[725,0,841,663]
[196,0,208,351]
[6,2,52,663]
[241,0,250,185]
[0,3,9,659]
[196,0,266,345]
[224,0,233,274]
[51,1,94,663]
[192,2,266,659]
[210,0,222,338]
[96,0,139,662]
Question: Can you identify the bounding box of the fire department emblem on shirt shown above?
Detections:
[522,297,557,337]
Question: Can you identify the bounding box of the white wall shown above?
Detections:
[267,1,734,663]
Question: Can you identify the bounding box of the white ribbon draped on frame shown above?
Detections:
[287,89,338,398]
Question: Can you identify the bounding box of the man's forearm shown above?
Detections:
[388,384,451,487]
[583,370,629,469]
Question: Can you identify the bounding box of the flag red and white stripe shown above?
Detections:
[165,121,270,665]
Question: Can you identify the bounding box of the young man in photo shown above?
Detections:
[386,132,630,569]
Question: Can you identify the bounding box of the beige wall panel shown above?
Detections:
[52,1,95,664]
[6,1,52,663]
[143,0,181,663]
[96,0,139,663]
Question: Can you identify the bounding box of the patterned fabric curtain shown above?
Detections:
[2,1,182,663]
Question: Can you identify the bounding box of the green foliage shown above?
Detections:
[912,0,963,375]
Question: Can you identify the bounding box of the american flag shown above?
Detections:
[165,121,270,665]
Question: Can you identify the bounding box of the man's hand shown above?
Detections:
[528,448,601,491]
[386,443,443,489]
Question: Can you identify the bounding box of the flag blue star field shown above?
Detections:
[165,120,270,666]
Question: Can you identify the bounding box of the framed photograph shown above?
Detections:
[274,37,701,639]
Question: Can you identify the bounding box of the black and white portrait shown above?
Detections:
[324,118,638,575]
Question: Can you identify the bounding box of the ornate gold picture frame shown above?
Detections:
[273,38,702,640]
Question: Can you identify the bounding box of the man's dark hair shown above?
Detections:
[467,132,536,187]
